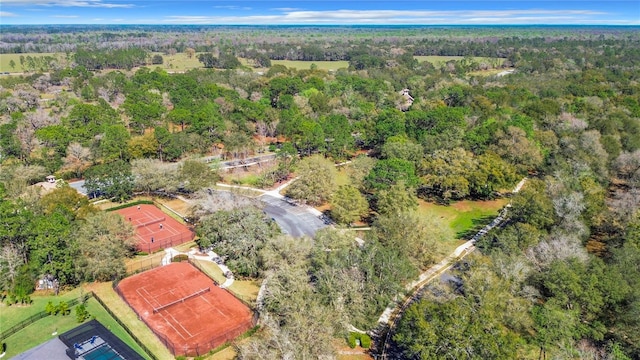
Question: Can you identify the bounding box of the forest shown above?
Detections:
[1,25,640,359]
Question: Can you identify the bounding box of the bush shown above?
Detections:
[45,301,58,315]
[346,332,371,349]
[172,254,188,262]
[57,301,70,316]
[75,303,90,323]
[360,333,371,348]
[347,332,358,348]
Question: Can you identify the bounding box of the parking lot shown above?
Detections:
[261,195,327,237]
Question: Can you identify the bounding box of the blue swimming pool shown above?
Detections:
[82,344,124,360]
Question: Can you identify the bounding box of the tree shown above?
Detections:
[372,211,449,267]
[198,53,218,68]
[346,155,377,191]
[420,147,476,201]
[98,124,131,163]
[376,181,418,215]
[28,207,78,286]
[381,135,424,165]
[9,59,16,71]
[490,126,543,174]
[330,185,369,225]
[0,244,24,294]
[84,160,134,201]
[470,152,517,198]
[61,142,92,178]
[40,186,97,220]
[122,89,164,134]
[167,108,192,132]
[75,212,137,281]
[196,207,279,277]
[185,48,195,59]
[131,158,179,194]
[319,115,353,160]
[127,132,158,160]
[365,158,419,192]
[286,155,337,206]
[509,178,556,230]
[151,54,163,65]
[178,159,219,193]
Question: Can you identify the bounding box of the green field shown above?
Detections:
[270,60,349,71]
[0,53,65,73]
[0,52,503,74]
[0,291,151,359]
[414,55,505,68]
[418,198,508,237]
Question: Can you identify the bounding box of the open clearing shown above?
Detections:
[414,55,505,67]
[418,198,508,238]
[0,52,65,73]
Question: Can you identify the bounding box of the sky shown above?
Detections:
[0,0,639,25]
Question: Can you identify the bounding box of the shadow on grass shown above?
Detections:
[455,214,497,239]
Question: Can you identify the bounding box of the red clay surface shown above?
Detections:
[116,262,254,356]
[115,204,194,253]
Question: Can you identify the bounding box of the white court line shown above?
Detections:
[158,312,188,340]
[137,287,162,308]
[164,310,193,338]
[163,224,180,235]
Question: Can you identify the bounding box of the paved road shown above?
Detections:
[68,180,88,196]
[261,195,327,238]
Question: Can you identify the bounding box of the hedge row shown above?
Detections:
[105,200,154,212]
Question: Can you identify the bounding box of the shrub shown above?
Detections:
[45,301,58,315]
[360,333,372,348]
[57,301,70,315]
[347,332,358,348]
[75,303,90,323]
[172,254,189,262]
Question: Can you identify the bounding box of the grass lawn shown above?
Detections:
[191,259,261,304]
[85,282,174,360]
[84,298,152,359]
[414,55,505,68]
[150,52,202,72]
[0,291,150,359]
[1,287,84,330]
[418,198,508,240]
[0,52,65,73]
[1,306,81,358]
[271,60,349,71]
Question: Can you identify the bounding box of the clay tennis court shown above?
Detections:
[115,204,194,253]
[115,262,255,356]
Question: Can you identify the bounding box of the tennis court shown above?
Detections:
[115,262,255,357]
[115,204,194,253]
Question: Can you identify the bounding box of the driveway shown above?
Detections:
[68,180,88,196]
[261,195,327,237]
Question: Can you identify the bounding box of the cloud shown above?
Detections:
[270,8,303,12]
[52,15,79,18]
[213,5,251,10]
[2,0,134,8]
[164,9,617,25]
[0,11,19,17]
